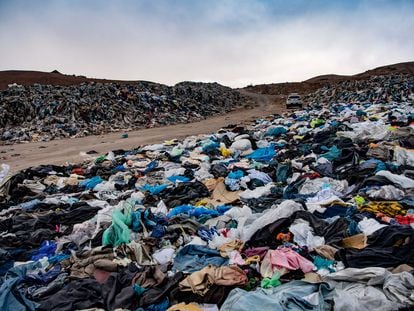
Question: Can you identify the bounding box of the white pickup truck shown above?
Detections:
[286,93,303,109]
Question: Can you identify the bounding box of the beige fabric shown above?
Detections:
[313,245,338,260]
[218,239,245,257]
[204,178,240,206]
[167,303,203,311]
[340,234,367,249]
[391,264,414,274]
[68,246,116,278]
[179,265,247,296]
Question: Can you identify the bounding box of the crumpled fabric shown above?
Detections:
[260,247,315,277]
[179,265,247,295]
[220,281,334,311]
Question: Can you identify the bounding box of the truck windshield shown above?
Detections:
[288,96,300,99]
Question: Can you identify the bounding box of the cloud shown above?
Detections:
[0,0,413,87]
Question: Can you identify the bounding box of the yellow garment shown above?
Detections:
[358,201,405,217]
[195,199,208,207]
[220,146,232,157]
[245,255,261,264]
[293,135,304,140]
[164,139,177,145]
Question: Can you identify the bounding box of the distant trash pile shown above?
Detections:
[0,82,249,144]
[0,69,414,310]
[303,73,414,107]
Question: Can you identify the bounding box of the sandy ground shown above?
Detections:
[0,93,283,173]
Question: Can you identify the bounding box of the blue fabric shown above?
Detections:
[132,209,158,232]
[202,142,220,153]
[134,284,147,296]
[31,241,56,261]
[360,158,386,173]
[144,161,158,174]
[198,227,218,241]
[167,205,219,218]
[150,224,165,238]
[0,261,14,277]
[216,205,232,213]
[48,254,70,264]
[320,145,341,161]
[0,277,39,311]
[265,127,288,137]
[347,220,361,236]
[26,264,61,284]
[140,184,168,195]
[167,175,190,183]
[79,176,103,189]
[173,245,228,273]
[245,145,276,162]
[137,298,169,311]
[114,165,126,172]
[20,199,41,210]
[313,256,335,272]
[276,164,291,183]
[0,262,42,311]
[228,170,244,179]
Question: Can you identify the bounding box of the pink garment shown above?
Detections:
[229,251,245,265]
[268,247,314,273]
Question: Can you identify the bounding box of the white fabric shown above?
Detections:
[0,164,10,184]
[366,185,405,200]
[241,200,304,241]
[239,183,274,200]
[299,177,348,195]
[393,146,414,166]
[152,247,175,265]
[358,217,387,236]
[289,219,325,250]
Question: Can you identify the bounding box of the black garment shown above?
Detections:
[0,203,100,258]
[162,181,210,208]
[245,210,348,248]
[337,225,414,268]
[139,272,184,307]
[37,278,103,311]
[101,263,139,310]
[170,284,235,307]
[241,189,284,213]
[210,163,229,178]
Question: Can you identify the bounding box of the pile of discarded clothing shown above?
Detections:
[0,85,414,310]
[0,81,250,144]
[303,73,414,106]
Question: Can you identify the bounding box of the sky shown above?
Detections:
[0,0,413,87]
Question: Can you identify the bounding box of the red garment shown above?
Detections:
[301,172,321,180]
[395,215,414,225]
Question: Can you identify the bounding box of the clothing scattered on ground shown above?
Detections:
[0,72,414,310]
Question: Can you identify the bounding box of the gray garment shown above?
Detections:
[324,267,414,309]
[220,280,334,311]
[383,272,414,306]
[329,280,397,311]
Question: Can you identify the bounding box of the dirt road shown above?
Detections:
[0,92,283,172]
